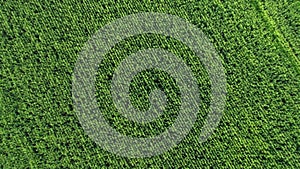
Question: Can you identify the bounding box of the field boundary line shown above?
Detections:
[256,0,300,72]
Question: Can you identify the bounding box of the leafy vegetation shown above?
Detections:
[1,0,299,168]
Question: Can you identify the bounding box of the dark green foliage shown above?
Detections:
[1,0,299,168]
